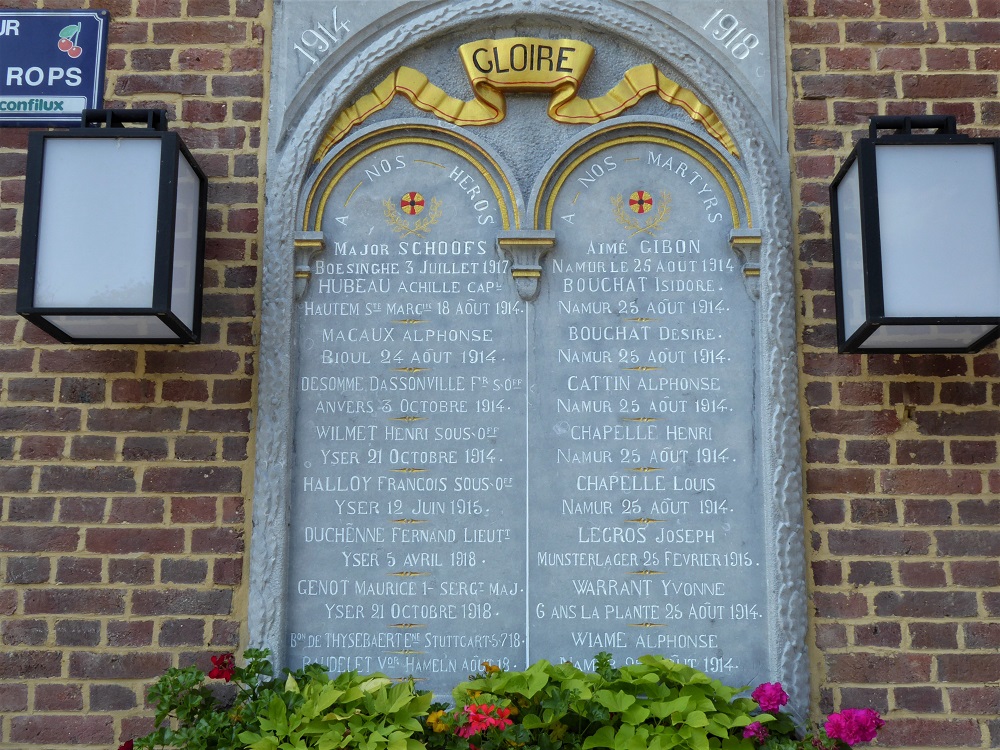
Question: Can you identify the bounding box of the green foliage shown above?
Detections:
[424,653,758,750]
[130,650,429,750]
[239,670,431,750]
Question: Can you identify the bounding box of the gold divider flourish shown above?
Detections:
[315,38,738,162]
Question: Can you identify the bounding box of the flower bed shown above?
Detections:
[119,650,882,750]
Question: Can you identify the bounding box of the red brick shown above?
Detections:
[107,620,154,647]
[192,526,243,553]
[882,469,981,495]
[0,526,79,553]
[829,529,930,555]
[945,20,1000,42]
[7,497,53,522]
[937,530,1000,556]
[152,20,247,44]
[111,378,157,403]
[10,716,113,745]
[878,47,922,70]
[874,591,978,618]
[146,350,241,374]
[854,621,902,648]
[878,719,981,747]
[903,499,952,525]
[925,48,971,70]
[213,557,242,585]
[211,619,241,647]
[844,440,890,465]
[873,356,968,377]
[25,589,124,615]
[69,652,171,679]
[90,684,138,711]
[19,435,65,460]
[122,436,169,461]
[71,435,117,461]
[881,0,922,15]
[131,589,232,615]
[938,654,1000,683]
[187,408,250,432]
[0,650,61,678]
[55,620,101,646]
[115,74,207,96]
[900,561,947,587]
[0,406,81,431]
[109,558,154,585]
[896,439,945,465]
[957,499,1000,524]
[950,686,1000,713]
[39,466,135,493]
[826,47,872,69]
[964,622,1000,648]
[39,351,137,373]
[161,558,208,584]
[0,683,28,711]
[108,497,164,524]
[929,0,972,14]
[950,440,997,464]
[176,436,217,461]
[910,622,960,648]
[159,618,205,646]
[6,556,51,584]
[827,653,931,682]
[86,528,182,554]
[142,466,243,493]
[58,497,106,523]
[807,468,875,494]
[894,687,944,713]
[810,409,900,435]
[3,619,48,646]
[846,21,939,42]
[810,498,846,524]
[915,411,1000,436]
[848,560,893,585]
[56,557,102,584]
[816,623,848,648]
[87,407,183,432]
[790,20,841,43]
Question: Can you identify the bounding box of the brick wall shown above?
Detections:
[0,0,266,746]
[3,0,1000,748]
[790,0,1000,747]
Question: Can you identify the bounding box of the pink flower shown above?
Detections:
[743,722,770,742]
[208,653,236,682]
[824,709,885,746]
[751,682,789,713]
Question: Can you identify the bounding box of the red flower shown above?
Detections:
[824,709,884,746]
[208,653,236,682]
[751,682,789,713]
[118,741,134,750]
[743,722,770,743]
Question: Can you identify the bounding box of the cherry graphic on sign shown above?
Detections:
[57,23,83,58]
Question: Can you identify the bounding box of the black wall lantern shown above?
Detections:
[830,115,1000,353]
[18,109,207,344]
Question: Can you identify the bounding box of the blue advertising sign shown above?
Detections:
[0,9,109,127]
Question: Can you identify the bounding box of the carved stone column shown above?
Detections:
[497,230,556,301]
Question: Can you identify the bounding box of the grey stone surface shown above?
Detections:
[255,0,805,712]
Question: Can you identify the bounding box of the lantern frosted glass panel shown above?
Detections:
[33,138,161,309]
[41,314,176,340]
[171,154,201,330]
[860,323,998,350]
[876,144,1000,319]
[834,159,867,342]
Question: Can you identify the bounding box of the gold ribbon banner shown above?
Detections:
[315,37,738,162]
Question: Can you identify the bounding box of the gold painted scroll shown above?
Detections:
[315,37,738,162]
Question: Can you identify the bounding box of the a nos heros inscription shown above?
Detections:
[530,139,765,681]
[291,140,528,693]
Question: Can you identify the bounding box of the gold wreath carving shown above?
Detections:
[611,192,671,238]
[383,197,442,238]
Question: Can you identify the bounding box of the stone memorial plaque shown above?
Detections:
[526,129,765,683]
[289,127,528,693]
[256,0,806,707]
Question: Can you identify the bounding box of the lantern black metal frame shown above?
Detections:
[17,109,207,344]
[830,115,1000,353]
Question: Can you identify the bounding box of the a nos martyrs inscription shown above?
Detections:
[529,139,764,682]
[290,130,766,695]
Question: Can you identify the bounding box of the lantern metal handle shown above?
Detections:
[868,115,958,139]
